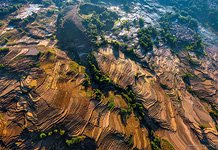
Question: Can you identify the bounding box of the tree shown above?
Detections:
[139,18,145,28]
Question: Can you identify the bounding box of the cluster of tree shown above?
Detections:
[27,0,53,7]
[87,53,147,125]
[66,136,86,146]
[150,131,175,150]
[93,89,104,101]
[0,21,4,27]
[12,0,65,8]
[9,12,37,27]
[160,13,198,30]
[46,8,58,16]
[0,47,9,55]
[42,0,53,7]
[88,54,113,86]
[158,0,218,33]
[160,29,204,56]
[0,4,21,19]
[138,27,158,53]
[18,128,95,149]
[138,18,145,28]
[120,107,132,124]
[185,37,204,56]
[107,101,115,110]
[39,128,65,139]
[90,0,132,12]
[160,28,177,48]
[209,103,218,131]
[110,40,127,51]
[159,13,204,55]
[79,3,105,15]
[82,5,118,43]
[0,47,9,68]
[38,128,90,148]
[119,86,147,124]
[0,63,4,69]
[132,18,145,28]
[0,33,9,45]
[52,0,65,7]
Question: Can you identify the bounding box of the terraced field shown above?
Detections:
[0,0,217,150]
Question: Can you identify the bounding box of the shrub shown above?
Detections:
[0,64,4,69]
[150,133,175,150]
[0,4,21,18]
[161,139,175,150]
[110,40,127,51]
[88,55,112,85]
[83,78,91,89]
[93,89,103,101]
[120,107,132,124]
[128,135,133,146]
[151,136,161,150]
[199,124,206,130]
[9,18,22,25]
[66,136,86,146]
[138,28,155,52]
[39,133,47,139]
[0,47,9,52]
[0,21,4,27]
[107,101,115,110]
[59,129,65,135]
[48,131,53,136]
[209,110,218,118]
[139,18,145,28]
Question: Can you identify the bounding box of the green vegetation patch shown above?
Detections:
[66,136,86,146]
[80,4,118,43]
[87,53,146,123]
[37,128,92,148]
[0,4,22,19]
[0,21,4,27]
[0,64,5,70]
[39,132,47,139]
[9,13,37,27]
[0,47,9,56]
[151,135,175,150]
[107,101,115,110]
[159,13,204,56]
[138,27,158,53]
[88,54,113,85]
[38,48,56,62]
[69,61,85,74]
[158,0,218,33]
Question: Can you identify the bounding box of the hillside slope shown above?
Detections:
[0,0,217,150]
